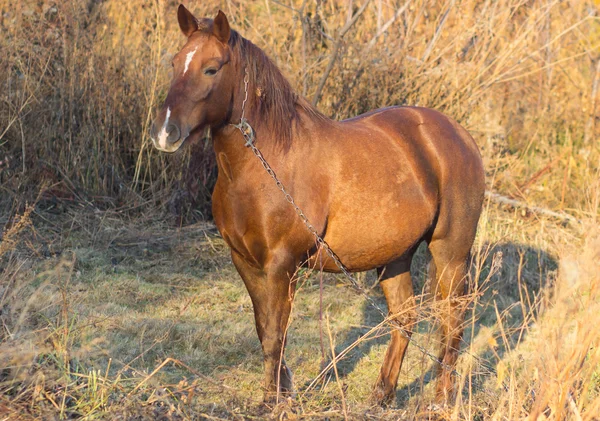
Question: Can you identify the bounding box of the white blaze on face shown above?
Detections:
[157,107,171,149]
[184,47,198,75]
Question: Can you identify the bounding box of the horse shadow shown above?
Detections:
[307,240,558,407]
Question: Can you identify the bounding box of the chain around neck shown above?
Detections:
[231,67,255,147]
[239,66,250,122]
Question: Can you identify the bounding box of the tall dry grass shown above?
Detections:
[0,0,598,218]
[487,226,600,421]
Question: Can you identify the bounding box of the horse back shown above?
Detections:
[341,105,484,201]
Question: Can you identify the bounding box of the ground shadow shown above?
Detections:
[83,227,557,409]
[309,240,557,407]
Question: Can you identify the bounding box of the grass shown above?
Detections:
[1,0,600,419]
[1,199,598,419]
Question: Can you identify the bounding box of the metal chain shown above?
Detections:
[231,68,460,376]
[240,70,250,121]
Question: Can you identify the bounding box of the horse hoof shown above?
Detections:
[426,402,447,412]
[262,390,294,407]
[262,381,296,405]
[279,365,295,397]
[369,384,395,407]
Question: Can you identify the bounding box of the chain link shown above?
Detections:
[231,68,463,376]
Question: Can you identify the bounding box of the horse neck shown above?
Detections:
[211,111,289,161]
[212,80,283,154]
[213,40,330,158]
[211,88,280,165]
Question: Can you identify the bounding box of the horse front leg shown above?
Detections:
[231,249,297,403]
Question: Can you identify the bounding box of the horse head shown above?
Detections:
[151,5,234,153]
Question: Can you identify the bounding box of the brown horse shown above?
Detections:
[151,5,485,406]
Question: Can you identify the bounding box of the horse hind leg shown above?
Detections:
[370,253,417,406]
[427,237,472,404]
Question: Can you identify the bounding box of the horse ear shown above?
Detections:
[178,4,198,37]
[213,10,230,43]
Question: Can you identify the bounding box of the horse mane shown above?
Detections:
[228,30,327,149]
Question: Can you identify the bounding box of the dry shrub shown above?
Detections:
[0,0,216,219]
[302,0,599,212]
[0,0,598,219]
[479,226,600,420]
[0,203,33,258]
[529,227,600,420]
[0,208,62,418]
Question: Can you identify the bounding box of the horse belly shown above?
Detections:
[317,184,436,272]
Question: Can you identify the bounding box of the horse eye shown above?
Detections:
[204,68,218,76]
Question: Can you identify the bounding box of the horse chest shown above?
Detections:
[212,175,282,267]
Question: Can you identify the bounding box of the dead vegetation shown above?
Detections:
[0,195,598,420]
[1,0,600,419]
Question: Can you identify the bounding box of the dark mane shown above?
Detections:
[228,30,326,149]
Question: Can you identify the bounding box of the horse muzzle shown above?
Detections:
[150,120,186,153]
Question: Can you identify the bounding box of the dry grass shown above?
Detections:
[1,0,600,419]
[1,0,598,214]
[0,196,598,420]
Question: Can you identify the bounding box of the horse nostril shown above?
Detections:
[166,124,181,144]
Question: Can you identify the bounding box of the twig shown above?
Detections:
[0,55,52,145]
[128,358,172,395]
[560,131,573,209]
[584,57,600,145]
[484,191,579,225]
[270,0,300,13]
[318,249,326,368]
[269,1,309,94]
[128,357,234,396]
[312,0,372,106]
[366,0,412,50]
[133,0,163,189]
[421,0,453,62]
[329,0,411,114]
[567,393,583,421]
[326,314,348,420]
[518,148,570,192]
[264,0,276,53]
[303,314,389,394]
[299,0,309,96]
